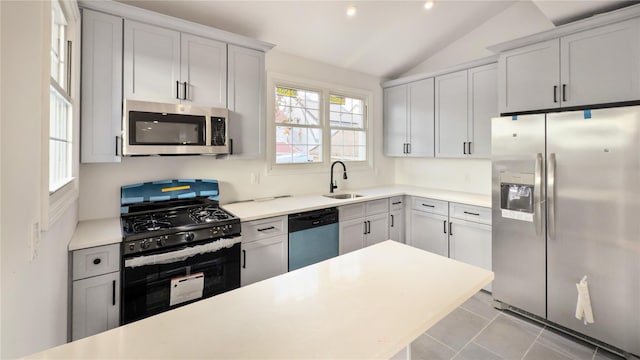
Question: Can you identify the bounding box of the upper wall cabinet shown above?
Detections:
[81,9,123,163]
[435,63,497,159]
[227,45,265,159]
[123,20,227,107]
[383,78,435,157]
[499,18,640,114]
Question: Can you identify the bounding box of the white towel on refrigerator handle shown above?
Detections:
[575,275,594,325]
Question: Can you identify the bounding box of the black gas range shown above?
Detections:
[121,198,241,255]
[120,179,241,324]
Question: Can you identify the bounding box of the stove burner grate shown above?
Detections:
[188,206,232,223]
[128,213,175,233]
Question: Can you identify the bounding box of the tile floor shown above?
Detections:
[403,291,635,360]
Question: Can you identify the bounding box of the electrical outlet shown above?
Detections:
[29,222,40,261]
[250,173,260,185]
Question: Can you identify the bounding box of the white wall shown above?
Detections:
[1,2,78,358]
[394,1,554,195]
[79,49,393,220]
[403,1,554,76]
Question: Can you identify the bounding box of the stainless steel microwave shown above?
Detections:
[122,100,229,156]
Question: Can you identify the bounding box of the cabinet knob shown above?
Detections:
[93,258,102,265]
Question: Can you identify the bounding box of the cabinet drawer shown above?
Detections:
[72,244,120,281]
[242,216,287,242]
[411,197,448,215]
[339,203,365,221]
[389,196,405,211]
[365,199,389,216]
[449,203,491,225]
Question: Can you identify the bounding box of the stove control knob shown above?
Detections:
[185,232,195,242]
[128,243,135,251]
[140,240,150,250]
[155,238,163,247]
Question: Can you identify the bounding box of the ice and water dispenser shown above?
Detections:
[499,172,535,222]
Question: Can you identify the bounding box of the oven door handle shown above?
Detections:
[124,236,241,268]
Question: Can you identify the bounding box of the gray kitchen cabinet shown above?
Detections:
[241,216,287,286]
[80,9,122,163]
[389,196,405,243]
[226,45,265,158]
[124,20,227,107]
[408,208,448,257]
[499,18,640,114]
[339,199,389,255]
[448,202,492,291]
[467,63,497,158]
[383,78,435,157]
[71,243,120,340]
[435,64,496,159]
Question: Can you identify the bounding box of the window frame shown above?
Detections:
[328,92,368,163]
[267,72,373,175]
[42,0,80,230]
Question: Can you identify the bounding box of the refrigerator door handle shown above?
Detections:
[534,153,543,236]
[548,152,557,239]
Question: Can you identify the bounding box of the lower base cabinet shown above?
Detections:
[449,219,492,291]
[240,216,287,286]
[339,199,389,255]
[71,243,120,341]
[409,211,448,257]
[72,272,120,340]
[389,196,405,243]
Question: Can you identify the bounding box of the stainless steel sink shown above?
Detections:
[323,193,363,199]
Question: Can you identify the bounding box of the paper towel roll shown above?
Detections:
[575,276,594,325]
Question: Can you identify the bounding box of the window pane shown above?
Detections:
[306,109,320,125]
[331,129,366,162]
[329,94,365,130]
[50,85,72,191]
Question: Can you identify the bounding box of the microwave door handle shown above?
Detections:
[534,153,543,236]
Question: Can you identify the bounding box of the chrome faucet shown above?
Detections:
[330,161,348,193]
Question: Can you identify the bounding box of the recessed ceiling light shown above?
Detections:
[347,5,356,17]
[424,0,434,10]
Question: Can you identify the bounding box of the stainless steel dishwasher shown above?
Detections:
[288,207,339,271]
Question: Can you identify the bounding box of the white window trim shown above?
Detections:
[42,0,80,231]
[267,72,374,175]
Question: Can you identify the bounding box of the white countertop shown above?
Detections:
[222,185,491,222]
[28,241,494,359]
[68,186,490,250]
[68,217,122,251]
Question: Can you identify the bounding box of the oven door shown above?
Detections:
[122,237,240,324]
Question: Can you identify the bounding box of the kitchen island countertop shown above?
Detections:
[28,240,494,359]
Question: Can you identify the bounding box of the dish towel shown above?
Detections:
[575,275,595,325]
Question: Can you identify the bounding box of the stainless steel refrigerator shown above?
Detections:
[492,106,640,356]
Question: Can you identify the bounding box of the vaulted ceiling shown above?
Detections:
[120,0,635,79]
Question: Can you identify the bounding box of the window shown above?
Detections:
[275,86,323,164]
[273,81,369,167]
[49,0,73,193]
[329,94,366,161]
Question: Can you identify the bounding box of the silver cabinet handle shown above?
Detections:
[548,153,557,240]
[534,153,543,236]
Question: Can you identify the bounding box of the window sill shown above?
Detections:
[44,178,78,231]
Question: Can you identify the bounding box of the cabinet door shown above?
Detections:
[408,78,435,157]
[383,85,408,157]
[408,211,449,257]
[80,9,122,163]
[72,272,120,341]
[498,39,560,114]
[241,236,287,286]
[435,70,468,158]
[468,63,497,159]
[364,213,389,247]
[339,218,365,255]
[389,209,405,243]
[181,34,227,108]
[561,18,640,108]
[227,45,265,158]
[123,20,181,103]
[449,220,492,291]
